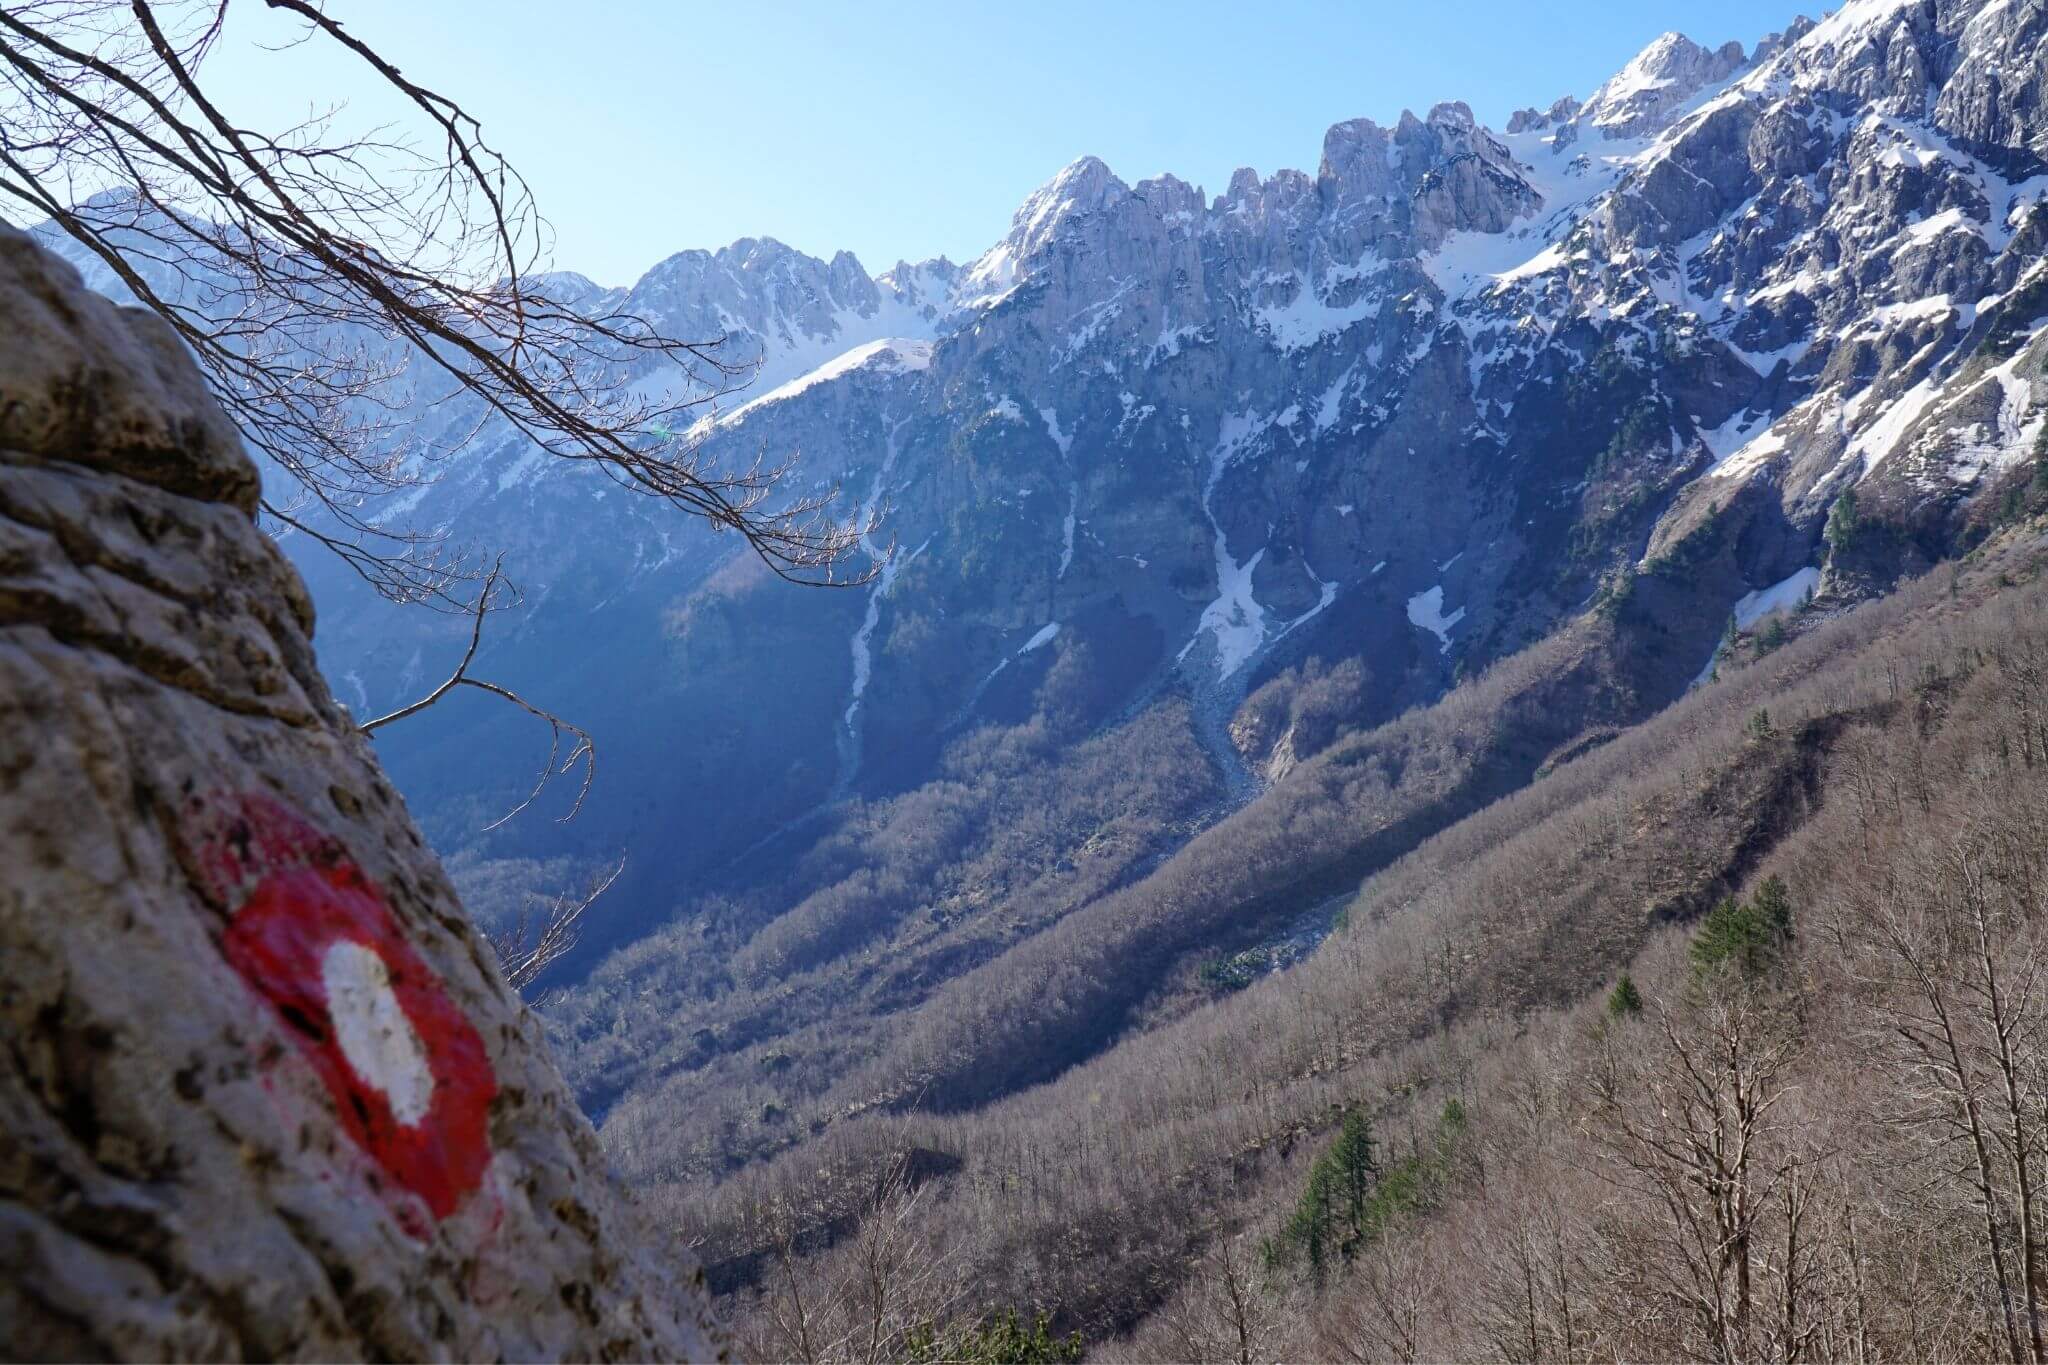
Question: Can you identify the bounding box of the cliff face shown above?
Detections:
[0,225,721,1360]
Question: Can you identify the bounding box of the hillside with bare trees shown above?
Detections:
[660,512,2048,1358]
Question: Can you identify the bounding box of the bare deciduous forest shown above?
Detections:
[613,520,2048,1360]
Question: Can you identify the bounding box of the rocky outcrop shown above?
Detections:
[0,225,723,1360]
[1575,32,1751,139]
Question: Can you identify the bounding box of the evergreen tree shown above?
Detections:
[1287,1161,1337,1275]
[1282,1108,1382,1272]
[1276,1099,1471,1282]
[1607,973,1644,1017]
[1691,875,1795,979]
[1824,487,1861,555]
[1440,1097,1469,1138]
[1750,875,1794,943]
[907,1309,1082,1364]
[1329,1109,1380,1248]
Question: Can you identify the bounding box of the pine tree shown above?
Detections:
[1824,488,1861,555]
[1283,1108,1382,1272]
[1691,875,1795,979]
[1329,1109,1380,1249]
[907,1309,1082,1364]
[1607,973,1644,1017]
[1750,874,1794,944]
[1288,1162,1337,1276]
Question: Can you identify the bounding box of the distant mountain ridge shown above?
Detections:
[228,0,2047,976]
[37,0,2048,1097]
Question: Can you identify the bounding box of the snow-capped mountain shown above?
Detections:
[110,0,2048,955]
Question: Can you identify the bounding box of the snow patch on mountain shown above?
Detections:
[1040,406,1074,455]
[1059,484,1079,579]
[1406,585,1466,654]
[1253,267,1384,351]
[1180,410,1282,679]
[1734,566,1820,628]
[1186,543,1269,679]
[713,338,932,429]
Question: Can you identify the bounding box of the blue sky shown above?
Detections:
[206,0,1818,286]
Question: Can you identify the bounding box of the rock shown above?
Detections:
[0,224,723,1361]
[1575,32,1751,139]
[0,230,253,512]
[1936,0,2048,166]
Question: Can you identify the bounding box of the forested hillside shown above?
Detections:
[699,510,2048,1361]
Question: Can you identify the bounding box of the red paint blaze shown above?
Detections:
[188,791,496,1224]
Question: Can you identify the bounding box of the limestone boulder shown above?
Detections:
[0,225,723,1362]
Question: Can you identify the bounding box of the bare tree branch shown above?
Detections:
[491,856,622,994]
[358,556,596,826]
[0,0,878,609]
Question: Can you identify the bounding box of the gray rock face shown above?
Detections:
[1938,0,2048,164]
[0,226,723,1361]
[1575,32,1752,139]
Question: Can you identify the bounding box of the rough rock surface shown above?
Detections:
[0,224,723,1361]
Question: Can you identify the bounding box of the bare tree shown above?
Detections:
[358,557,598,826]
[0,0,888,858]
[1855,837,2048,1365]
[0,1,871,606]
[740,1157,964,1365]
[1317,1221,1443,1364]
[1147,1229,1292,1365]
[489,855,621,995]
[1584,988,1804,1363]
[1465,1171,1599,1364]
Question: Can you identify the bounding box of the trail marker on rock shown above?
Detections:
[186,790,497,1226]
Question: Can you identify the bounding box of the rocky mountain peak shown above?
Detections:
[1577,29,1752,137]
[724,233,802,270]
[1751,15,1819,67]
[1223,164,1266,200]
[1506,95,1584,134]
[1317,117,1399,206]
[1135,171,1207,220]
[526,268,609,305]
[957,154,1134,308]
[1426,99,1479,131]
[1009,155,1130,239]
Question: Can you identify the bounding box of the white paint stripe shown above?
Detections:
[322,940,434,1126]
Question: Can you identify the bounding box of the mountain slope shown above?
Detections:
[36,0,2048,1330]
[315,1,2041,926]
[198,0,2043,1162]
